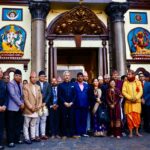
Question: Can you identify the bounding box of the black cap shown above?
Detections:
[39,71,45,76]
[14,69,22,75]
[144,72,150,78]
[77,72,83,77]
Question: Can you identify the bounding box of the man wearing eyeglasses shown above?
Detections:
[36,71,51,141]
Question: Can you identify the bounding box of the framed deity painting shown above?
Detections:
[2,8,23,21]
[130,12,148,24]
[0,25,26,57]
[128,27,150,59]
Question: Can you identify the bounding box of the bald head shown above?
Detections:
[51,78,58,86]
[83,71,88,82]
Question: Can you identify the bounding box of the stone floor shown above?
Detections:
[4,133,150,150]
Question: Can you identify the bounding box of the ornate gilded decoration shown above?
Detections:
[48,5,107,35]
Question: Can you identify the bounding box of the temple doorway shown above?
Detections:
[57,48,98,81]
[46,4,108,80]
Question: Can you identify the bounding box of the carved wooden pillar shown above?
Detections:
[48,40,57,80]
[102,40,108,75]
[49,40,54,81]
[53,48,57,78]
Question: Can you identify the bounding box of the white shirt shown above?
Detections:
[40,81,44,91]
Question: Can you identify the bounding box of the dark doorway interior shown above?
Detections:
[57,48,98,82]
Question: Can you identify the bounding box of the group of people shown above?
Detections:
[0,67,150,150]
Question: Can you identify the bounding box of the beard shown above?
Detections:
[127,76,135,82]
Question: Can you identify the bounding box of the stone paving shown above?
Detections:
[4,132,150,150]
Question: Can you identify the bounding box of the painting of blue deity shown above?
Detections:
[128,27,150,59]
[0,25,26,57]
[130,12,147,24]
[2,8,23,21]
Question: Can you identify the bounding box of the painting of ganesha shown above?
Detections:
[128,27,150,59]
[0,25,26,57]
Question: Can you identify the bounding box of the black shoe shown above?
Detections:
[15,140,23,144]
[87,130,93,136]
[8,143,15,148]
[24,140,32,144]
[31,138,40,142]
[0,145,4,150]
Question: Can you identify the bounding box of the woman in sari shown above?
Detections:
[107,79,123,139]
[92,78,106,137]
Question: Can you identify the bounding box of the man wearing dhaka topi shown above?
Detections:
[122,70,143,138]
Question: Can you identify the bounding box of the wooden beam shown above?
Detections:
[0,58,30,71]
[46,34,109,40]
[0,0,111,5]
[127,59,150,64]
[0,0,28,5]
[128,0,150,9]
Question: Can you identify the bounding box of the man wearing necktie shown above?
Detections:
[49,78,60,139]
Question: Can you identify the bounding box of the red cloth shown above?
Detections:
[127,112,141,130]
[107,88,122,136]
[107,88,121,121]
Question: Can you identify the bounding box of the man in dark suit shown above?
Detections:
[49,78,60,139]
[7,69,24,148]
[36,71,51,140]
[74,72,92,137]
[0,68,7,150]
[58,71,76,139]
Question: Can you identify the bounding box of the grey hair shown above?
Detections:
[63,70,70,76]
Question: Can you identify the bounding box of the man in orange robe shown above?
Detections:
[122,70,143,138]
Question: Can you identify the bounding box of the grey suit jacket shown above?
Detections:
[7,80,24,111]
[36,81,51,105]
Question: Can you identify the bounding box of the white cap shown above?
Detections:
[98,75,103,80]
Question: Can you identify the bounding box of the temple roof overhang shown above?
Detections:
[0,0,150,10]
[0,0,117,5]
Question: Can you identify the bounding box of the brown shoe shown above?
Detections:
[56,135,61,139]
[51,135,55,139]
[32,137,41,142]
[62,136,67,140]
[72,135,81,139]
[41,135,49,140]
